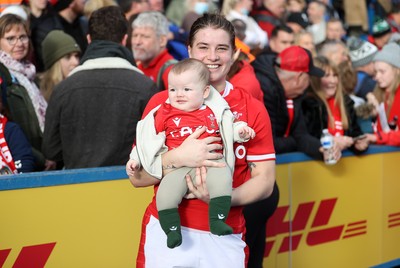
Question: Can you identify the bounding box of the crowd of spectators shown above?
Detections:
[0,0,400,266]
[0,0,398,174]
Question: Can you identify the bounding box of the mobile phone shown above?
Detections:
[353,134,367,141]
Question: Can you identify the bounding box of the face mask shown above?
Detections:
[240,8,249,16]
[194,2,209,15]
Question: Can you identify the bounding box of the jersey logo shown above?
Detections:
[172,117,181,127]
[169,226,178,231]
[218,214,225,220]
[232,111,243,121]
[208,114,217,128]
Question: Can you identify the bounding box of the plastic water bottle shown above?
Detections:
[320,129,337,165]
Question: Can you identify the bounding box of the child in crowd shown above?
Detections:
[126,58,255,248]
[364,43,400,146]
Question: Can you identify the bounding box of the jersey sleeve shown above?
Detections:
[245,96,276,162]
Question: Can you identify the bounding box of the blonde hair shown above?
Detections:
[294,31,316,57]
[40,60,64,102]
[310,56,349,130]
[84,0,118,18]
[221,0,238,16]
[372,66,400,118]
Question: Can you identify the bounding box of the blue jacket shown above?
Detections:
[5,121,36,173]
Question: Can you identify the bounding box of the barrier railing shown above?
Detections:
[0,145,399,268]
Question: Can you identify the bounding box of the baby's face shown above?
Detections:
[168,69,208,112]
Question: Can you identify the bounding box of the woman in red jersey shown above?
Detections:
[129,13,277,268]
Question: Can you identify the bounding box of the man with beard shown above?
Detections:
[131,11,177,90]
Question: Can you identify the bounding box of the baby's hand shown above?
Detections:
[126,159,140,177]
[239,126,256,140]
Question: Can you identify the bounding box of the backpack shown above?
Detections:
[156,59,178,91]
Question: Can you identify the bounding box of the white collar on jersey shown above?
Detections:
[221,81,234,98]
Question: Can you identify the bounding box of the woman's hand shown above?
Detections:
[354,136,369,151]
[364,133,377,144]
[44,159,57,171]
[319,143,342,163]
[333,136,354,151]
[184,166,210,204]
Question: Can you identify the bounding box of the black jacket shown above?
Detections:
[29,5,63,72]
[252,53,322,159]
[302,91,366,154]
[43,41,158,169]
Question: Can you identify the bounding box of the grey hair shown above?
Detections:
[132,11,169,36]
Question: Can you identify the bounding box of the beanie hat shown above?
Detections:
[42,30,81,70]
[372,18,391,38]
[347,36,378,68]
[373,42,400,68]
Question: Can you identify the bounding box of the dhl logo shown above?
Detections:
[265,198,368,257]
[0,242,56,268]
[0,201,399,266]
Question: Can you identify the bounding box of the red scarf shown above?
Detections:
[284,99,294,137]
[0,115,17,174]
[327,97,344,136]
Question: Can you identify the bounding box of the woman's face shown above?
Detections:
[188,27,234,92]
[0,24,29,61]
[60,52,80,78]
[374,61,397,90]
[321,68,338,99]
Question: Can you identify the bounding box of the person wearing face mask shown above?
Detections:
[181,0,210,32]
[222,0,268,51]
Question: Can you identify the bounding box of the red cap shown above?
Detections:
[276,46,324,77]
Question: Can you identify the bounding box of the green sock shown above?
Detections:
[158,208,182,248]
[209,196,233,235]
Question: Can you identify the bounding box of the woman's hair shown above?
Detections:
[221,0,238,16]
[310,56,349,130]
[337,61,357,95]
[170,58,210,87]
[0,14,31,59]
[84,0,117,18]
[40,60,64,102]
[188,13,236,50]
[372,65,400,117]
[294,31,316,57]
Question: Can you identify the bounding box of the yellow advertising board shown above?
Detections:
[265,150,400,268]
[0,146,399,268]
[0,178,153,268]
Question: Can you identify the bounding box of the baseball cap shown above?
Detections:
[276,46,325,77]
